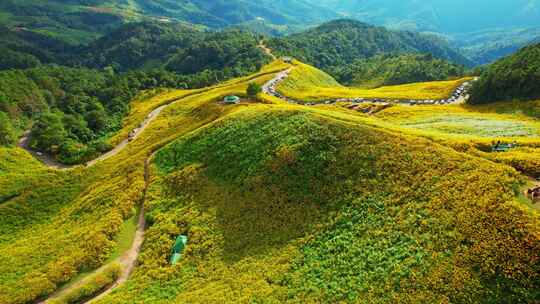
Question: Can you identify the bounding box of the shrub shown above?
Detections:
[0,112,16,146]
[48,263,122,304]
[246,82,262,98]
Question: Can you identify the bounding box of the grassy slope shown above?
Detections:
[93,103,539,303]
[278,62,472,102]
[372,100,540,176]
[0,61,285,304]
[2,60,540,303]
[375,104,540,139]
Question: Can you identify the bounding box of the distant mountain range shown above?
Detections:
[268,20,472,67]
[1,0,540,64]
[313,0,540,34]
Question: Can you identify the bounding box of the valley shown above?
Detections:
[1,2,540,303]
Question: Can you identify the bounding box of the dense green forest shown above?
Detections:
[0,22,268,76]
[0,0,334,42]
[268,20,473,69]
[0,26,71,70]
[0,66,188,163]
[330,53,465,88]
[0,22,269,164]
[469,43,540,104]
[76,22,268,75]
[0,0,124,43]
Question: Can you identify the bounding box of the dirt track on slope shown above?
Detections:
[259,40,276,60]
[40,159,149,304]
[17,132,70,170]
[82,159,150,304]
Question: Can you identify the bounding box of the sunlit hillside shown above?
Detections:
[277,62,472,102]
[1,60,539,304]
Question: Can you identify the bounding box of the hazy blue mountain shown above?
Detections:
[451,27,540,65]
[311,0,540,64]
[314,0,540,34]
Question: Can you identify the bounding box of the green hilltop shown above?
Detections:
[1,59,539,303]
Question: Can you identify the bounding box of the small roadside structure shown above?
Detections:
[282,56,293,63]
[223,95,240,104]
[170,235,188,265]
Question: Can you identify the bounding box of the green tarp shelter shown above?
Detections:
[223,95,240,104]
[170,235,188,265]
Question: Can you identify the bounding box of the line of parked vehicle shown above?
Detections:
[263,69,475,107]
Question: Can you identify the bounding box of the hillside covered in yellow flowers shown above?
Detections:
[1,59,539,304]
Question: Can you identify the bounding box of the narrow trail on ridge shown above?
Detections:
[258,40,276,60]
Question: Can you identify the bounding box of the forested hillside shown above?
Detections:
[0,0,124,43]
[1,3,540,301]
[127,0,336,28]
[267,20,470,86]
[0,18,475,165]
[0,21,269,164]
[453,28,540,66]
[0,0,334,45]
[0,67,188,163]
[76,22,268,75]
[331,53,465,88]
[469,43,540,104]
[0,26,71,70]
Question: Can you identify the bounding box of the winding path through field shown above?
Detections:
[82,159,150,304]
[38,159,149,304]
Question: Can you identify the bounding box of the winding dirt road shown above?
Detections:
[82,159,150,304]
[40,159,149,304]
[18,132,70,170]
[19,101,169,171]
[258,40,276,60]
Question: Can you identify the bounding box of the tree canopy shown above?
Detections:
[469,43,540,104]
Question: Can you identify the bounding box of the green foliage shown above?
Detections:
[48,263,122,304]
[286,196,428,302]
[0,63,250,164]
[268,19,472,70]
[0,112,16,146]
[469,43,540,104]
[247,82,262,97]
[95,105,539,303]
[30,111,68,153]
[0,1,122,44]
[0,25,71,70]
[77,22,269,82]
[332,53,465,88]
